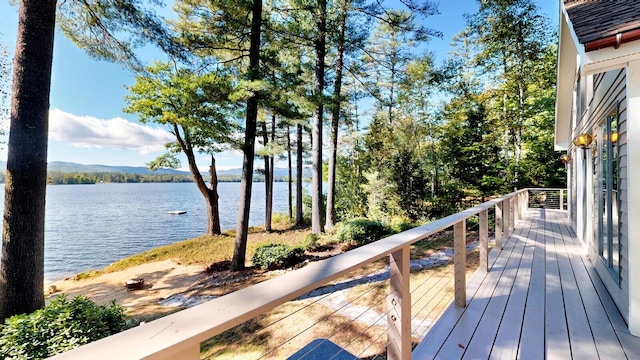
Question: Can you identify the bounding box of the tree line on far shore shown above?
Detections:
[0,171,301,184]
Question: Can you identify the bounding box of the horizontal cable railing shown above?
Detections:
[48,188,565,360]
[528,188,567,210]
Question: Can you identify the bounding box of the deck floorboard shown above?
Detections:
[413,208,640,359]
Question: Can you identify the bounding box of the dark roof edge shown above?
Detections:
[585,28,640,52]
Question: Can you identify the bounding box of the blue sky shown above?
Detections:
[0,0,559,170]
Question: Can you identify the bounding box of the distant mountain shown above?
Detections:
[0,161,311,178]
[47,162,190,175]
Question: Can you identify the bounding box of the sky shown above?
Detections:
[0,0,560,171]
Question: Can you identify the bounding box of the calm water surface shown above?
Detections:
[0,182,292,281]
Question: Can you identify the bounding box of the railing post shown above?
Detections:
[518,192,522,222]
[511,193,520,227]
[388,246,411,360]
[504,198,511,239]
[519,191,524,221]
[480,209,488,272]
[454,220,466,307]
[183,346,200,360]
[560,189,564,210]
[495,201,503,250]
[509,196,518,231]
[518,191,524,221]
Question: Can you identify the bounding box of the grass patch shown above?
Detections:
[74,221,320,280]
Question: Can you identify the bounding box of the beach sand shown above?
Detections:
[46,260,208,318]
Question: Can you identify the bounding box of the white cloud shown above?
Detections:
[49,108,174,154]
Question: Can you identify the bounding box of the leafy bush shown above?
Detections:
[302,191,326,222]
[252,244,305,270]
[388,215,415,234]
[466,215,480,230]
[0,295,127,359]
[335,218,389,247]
[301,233,320,251]
[271,212,293,227]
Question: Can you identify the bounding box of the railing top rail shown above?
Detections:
[527,187,567,191]
[49,188,533,360]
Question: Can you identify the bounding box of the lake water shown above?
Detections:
[0,182,293,281]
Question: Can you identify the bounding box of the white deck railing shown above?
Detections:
[48,188,554,360]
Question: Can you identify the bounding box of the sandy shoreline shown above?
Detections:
[46,260,209,316]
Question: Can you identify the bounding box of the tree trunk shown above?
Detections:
[176,124,221,235]
[0,0,56,321]
[287,124,293,220]
[232,0,262,271]
[325,0,347,231]
[311,0,327,234]
[514,81,525,190]
[502,92,510,168]
[269,113,275,223]
[262,119,272,232]
[431,137,438,197]
[296,123,304,226]
[388,39,399,125]
[207,156,221,234]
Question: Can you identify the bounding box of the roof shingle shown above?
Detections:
[564,0,640,45]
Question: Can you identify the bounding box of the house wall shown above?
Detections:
[571,68,629,322]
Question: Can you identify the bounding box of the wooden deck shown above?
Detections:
[413,208,640,359]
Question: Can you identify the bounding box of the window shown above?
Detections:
[597,108,620,281]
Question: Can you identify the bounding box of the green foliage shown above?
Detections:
[302,191,325,222]
[125,62,240,152]
[301,233,320,251]
[440,96,505,198]
[464,0,553,189]
[271,212,294,228]
[361,114,434,221]
[466,215,480,230]
[57,0,184,71]
[251,244,305,270]
[335,218,389,247]
[361,170,402,222]
[334,144,367,221]
[147,153,181,171]
[387,216,415,234]
[518,44,566,188]
[0,295,127,359]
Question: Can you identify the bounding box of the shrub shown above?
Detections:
[301,233,320,251]
[0,295,128,359]
[271,212,293,228]
[466,215,480,230]
[252,244,305,270]
[335,218,389,247]
[388,216,415,234]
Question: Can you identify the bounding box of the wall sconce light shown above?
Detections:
[559,154,571,164]
[573,133,593,148]
[611,131,618,144]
